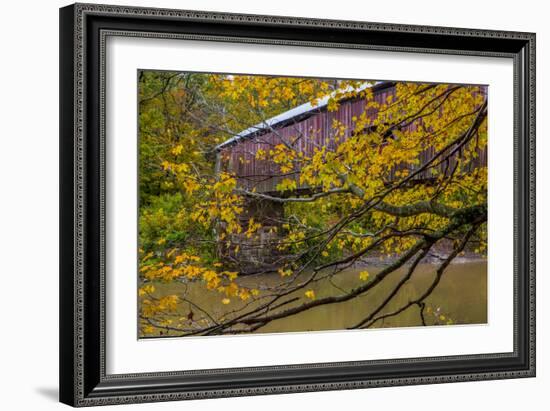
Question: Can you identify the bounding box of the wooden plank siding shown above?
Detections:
[217,82,487,195]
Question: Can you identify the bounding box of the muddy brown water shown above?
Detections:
[142,261,487,337]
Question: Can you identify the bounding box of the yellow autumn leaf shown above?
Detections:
[277,268,293,277]
[305,290,315,299]
[138,284,155,297]
[171,144,183,155]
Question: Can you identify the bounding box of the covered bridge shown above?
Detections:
[213,81,487,270]
[215,82,487,195]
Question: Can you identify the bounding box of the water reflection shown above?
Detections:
[144,261,487,337]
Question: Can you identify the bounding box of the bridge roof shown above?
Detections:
[215,81,384,151]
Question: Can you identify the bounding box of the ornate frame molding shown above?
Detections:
[60,3,535,407]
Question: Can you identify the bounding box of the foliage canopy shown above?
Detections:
[138,72,488,336]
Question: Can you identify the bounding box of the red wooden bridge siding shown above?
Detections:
[217,82,488,194]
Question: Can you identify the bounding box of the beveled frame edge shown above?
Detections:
[59,2,536,407]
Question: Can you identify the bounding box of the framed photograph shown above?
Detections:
[59,3,535,407]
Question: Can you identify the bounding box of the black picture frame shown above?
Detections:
[59,3,536,407]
